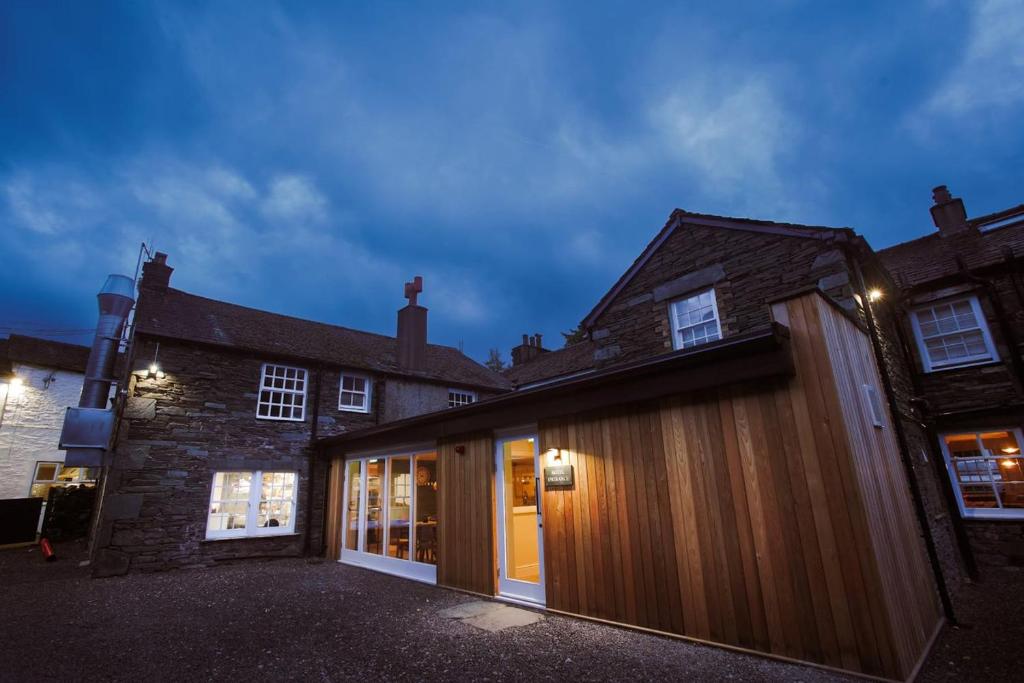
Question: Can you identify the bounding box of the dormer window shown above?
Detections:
[339,373,371,413]
[669,288,721,350]
[256,363,307,421]
[448,389,476,408]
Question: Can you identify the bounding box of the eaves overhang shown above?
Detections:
[317,323,794,456]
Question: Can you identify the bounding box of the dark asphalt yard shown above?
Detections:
[0,542,1018,682]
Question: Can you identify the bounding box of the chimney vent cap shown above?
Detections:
[98,274,136,301]
[932,185,952,205]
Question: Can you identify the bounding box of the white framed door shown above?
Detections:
[495,433,546,605]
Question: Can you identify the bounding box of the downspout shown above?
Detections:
[888,303,980,580]
[304,364,323,556]
[847,251,958,622]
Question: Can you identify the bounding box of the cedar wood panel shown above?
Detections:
[436,434,496,595]
[539,292,940,681]
[324,455,344,561]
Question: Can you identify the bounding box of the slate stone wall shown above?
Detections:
[588,223,856,365]
[91,337,469,575]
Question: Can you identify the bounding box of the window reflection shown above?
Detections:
[945,430,1024,512]
[414,453,438,565]
[366,459,385,554]
[387,458,411,559]
[344,460,361,551]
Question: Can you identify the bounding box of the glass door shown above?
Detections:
[495,435,545,605]
[339,451,438,584]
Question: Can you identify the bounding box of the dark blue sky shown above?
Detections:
[2,1,1022,362]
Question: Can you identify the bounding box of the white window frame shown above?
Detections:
[338,372,372,413]
[938,428,1024,520]
[29,462,97,498]
[448,389,477,408]
[205,470,298,539]
[669,288,722,351]
[256,363,308,422]
[909,296,997,372]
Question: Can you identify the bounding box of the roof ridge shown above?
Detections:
[160,287,463,353]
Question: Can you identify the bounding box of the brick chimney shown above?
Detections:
[397,276,427,370]
[141,252,173,290]
[930,185,974,237]
[511,333,549,366]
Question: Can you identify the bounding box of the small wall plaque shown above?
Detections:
[544,464,574,488]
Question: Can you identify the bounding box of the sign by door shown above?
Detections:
[543,464,574,488]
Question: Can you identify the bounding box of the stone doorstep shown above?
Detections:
[437,600,543,633]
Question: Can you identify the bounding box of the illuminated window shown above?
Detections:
[30,462,97,499]
[256,364,307,421]
[206,471,297,539]
[910,296,997,372]
[670,288,721,350]
[940,430,1024,519]
[448,389,476,408]
[339,373,371,413]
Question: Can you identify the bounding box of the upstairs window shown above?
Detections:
[910,296,997,372]
[339,373,371,413]
[448,389,476,408]
[257,363,307,421]
[670,288,721,350]
[940,430,1024,519]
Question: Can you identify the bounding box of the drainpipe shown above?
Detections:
[304,364,323,556]
[847,252,958,622]
[888,307,980,581]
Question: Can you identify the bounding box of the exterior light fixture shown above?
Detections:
[146,342,165,379]
[1002,446,1020,454]
[8,376,25,398]
[545,447,563,466]
[868,288,883,303]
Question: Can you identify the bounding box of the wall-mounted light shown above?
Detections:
[145,342,165,379]
[7,376,25,398]
[1002,446,1020,455]
[868,288,883,303]
[545,447,564,467]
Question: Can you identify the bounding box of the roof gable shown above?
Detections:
[581,209,853,328]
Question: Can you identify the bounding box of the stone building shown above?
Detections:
[878,186,1024,574]
[0,334,94,501]
[90,254,509,575]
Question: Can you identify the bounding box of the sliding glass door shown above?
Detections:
[340,450,438,583]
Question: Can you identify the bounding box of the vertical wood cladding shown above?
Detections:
[436,434,495,595]
[539,292,941,681]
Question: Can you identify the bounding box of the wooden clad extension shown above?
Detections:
[539,291,941,681]
[436,434,496,596]
[324,455,345,561]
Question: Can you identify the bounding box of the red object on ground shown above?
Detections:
[39,538,56,562]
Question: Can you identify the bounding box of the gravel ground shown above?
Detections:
[0,542,1013,683]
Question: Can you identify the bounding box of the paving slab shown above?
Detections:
[460,604,543,632]
[437,600,498,619]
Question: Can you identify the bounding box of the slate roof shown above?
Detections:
[133,287,511,391]
[1,334,91,373]
[878,208,1024,289]
[503,341,596,387]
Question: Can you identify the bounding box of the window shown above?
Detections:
[340,451,438,582]
[669,288,721,350]
[257,364,307,421]
[910,296,997,372]
[206,471,297,538]
[30,462,97,498]
[339,373,371,413]
[448,389,476,408]
[940,430,1024,519]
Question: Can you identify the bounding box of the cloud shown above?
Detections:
[261,175,327,224]
[919,0,1024,119]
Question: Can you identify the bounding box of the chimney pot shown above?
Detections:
[397,277,428,370]
[141,252,173,290]
[929,184,973,238]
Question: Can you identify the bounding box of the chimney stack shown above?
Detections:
[141,252,173,289]
[511,332,549,366]
[930,185,973,237]
[397,276,427,370]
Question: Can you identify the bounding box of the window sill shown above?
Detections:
[924,360,1002,375]
[961,514,1024,523]
[202,532,301,544]
[338,407,371,414]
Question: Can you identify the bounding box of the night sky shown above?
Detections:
[2,1,1021,363]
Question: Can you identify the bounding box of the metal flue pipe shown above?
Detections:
[79,274,135,409]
